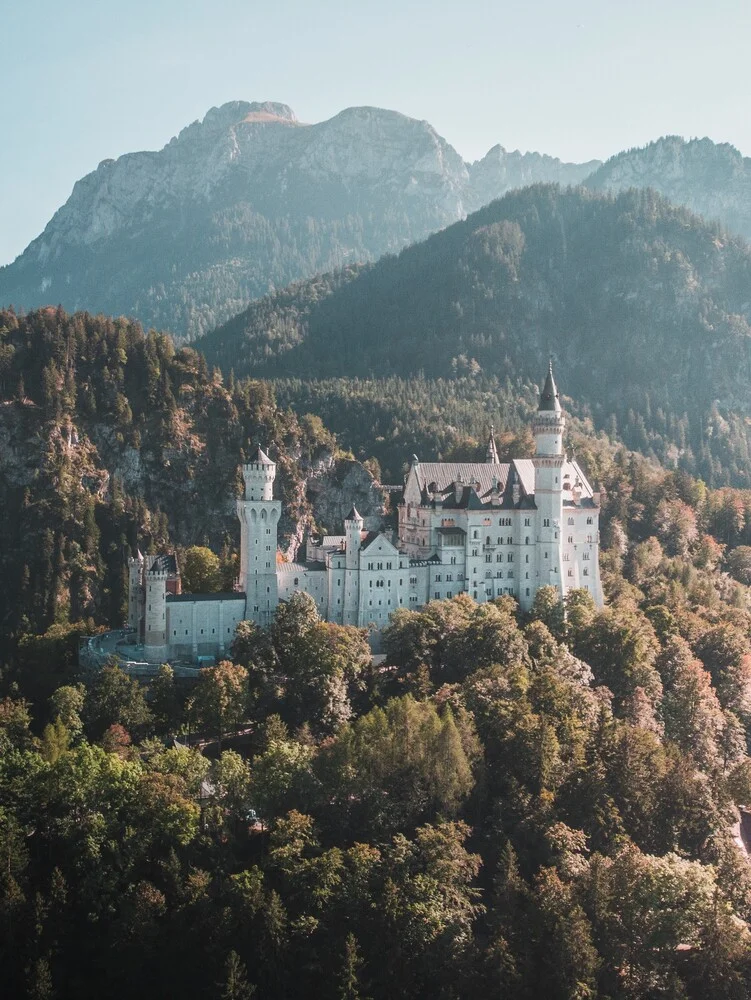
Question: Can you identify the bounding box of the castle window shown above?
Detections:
[185,630,189,635]
[400,579,403,585]
[451,555,456,564]
[568,536,573,544]
[508,571,514,579]
[568,517,574,525]
[587,517,593,525]
[486,555,492,563]
[387,561,392,569]
[434,591,440,599]
[583,552,590,560]
[472,549,478,557]
[369,580,373,589]
[294,578,298,586]
[173,630,177,636]
[435,574,442,582]
[568,569,573,577]
[526,588,530,597]
[587,535,593,543]
[583,568,589,576]
[447,592,452,599]
[496,554,502,562]
[410,576,417,585]
[525,554,529,563]
[525,518,530,526]
[377,562,383,570]
[148,605,151,612]
[543,518,550,527]
[525,536,529,545]
[368,562,373,570]
[472,530,479,539]
[212,628,215,634]
[486,536,492,546]
[507,554,513,562]
[497,570,503,579]
[507,536,512,545]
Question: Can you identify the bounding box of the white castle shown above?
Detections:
[128,366,602,662]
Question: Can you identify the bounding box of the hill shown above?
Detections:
[0,307,383,649]
[198,185,751,486]
[0,101,594,339]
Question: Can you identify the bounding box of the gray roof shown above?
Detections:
[255,445,274,465]
[345,505,363,522]
[277,561,326,574]
[539,362,561,412]
[413,460,535,498]
[148,554,178,576]
[167,592,244,603]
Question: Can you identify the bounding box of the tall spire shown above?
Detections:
[539,359,561,412]
[486,424,500,463]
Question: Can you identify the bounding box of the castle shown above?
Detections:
[128,366,602,662]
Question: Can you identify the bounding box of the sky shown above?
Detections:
[2,0,750,266]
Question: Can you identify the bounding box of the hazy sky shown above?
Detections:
[2,0,750,266]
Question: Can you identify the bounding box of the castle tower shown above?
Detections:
[144,557,169,662]
[532,362,565,594]
[238,446,281,625]
[342,506,364,626]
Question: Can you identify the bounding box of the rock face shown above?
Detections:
[466,146,598,213]
[586,136,751,240]
[0,101,598,339]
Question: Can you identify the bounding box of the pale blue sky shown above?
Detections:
[2,0,750,266]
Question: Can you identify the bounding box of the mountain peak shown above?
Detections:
[201,100,297,131]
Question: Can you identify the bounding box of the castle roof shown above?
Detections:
[255,445,274,465]
[345,505,363,522]
[277,561,326,573]
[148,554,179,576]
[166,591,243,603]
[539,361,561,412]
[404,456,595,511]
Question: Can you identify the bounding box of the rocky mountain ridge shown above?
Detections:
[0,100,596,338]
[587,135,751,240]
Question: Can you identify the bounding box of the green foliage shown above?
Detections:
[180,546,222,593]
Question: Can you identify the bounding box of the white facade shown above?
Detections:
[130,368,602,661]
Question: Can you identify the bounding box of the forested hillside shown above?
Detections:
[198,185,751,486]
[0,307,383,654]
[7,436,751,996]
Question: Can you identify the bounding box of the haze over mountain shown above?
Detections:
[198,184,751,486]
[0,101,596,339]
[588,135,751,240]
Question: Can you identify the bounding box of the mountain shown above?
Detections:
[587,135,751,240]
[0,101,596,339]
[197,184,751,486]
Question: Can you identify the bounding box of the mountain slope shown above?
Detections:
[197,184,751,485]
[0,307,383,645]
[587,135,751,239]
[0,101,595,339]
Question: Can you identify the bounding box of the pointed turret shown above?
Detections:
[255,444,273,465]
[345,505,363,524]
[539,360,561,413]
[486,425,500,464]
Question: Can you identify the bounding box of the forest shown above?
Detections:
[198,185,751,487]
[9,307,751,995]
